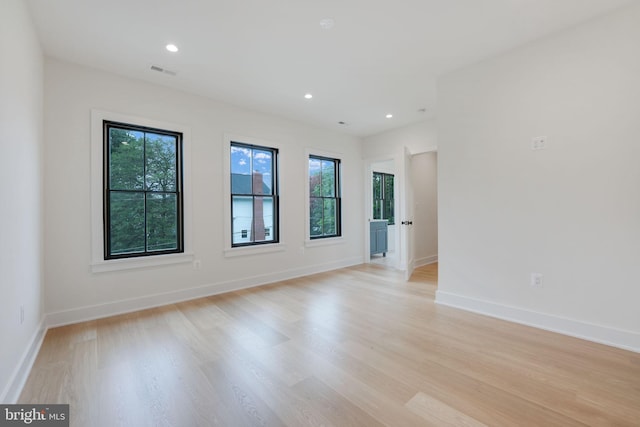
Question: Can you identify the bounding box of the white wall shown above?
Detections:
[436,3,640,351]
[364,119,437,158]
[43,59,363,325]
[412,152,438,266]
[0,0,45,402]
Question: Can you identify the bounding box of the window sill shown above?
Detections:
[304,237,345,248]
[224,243,286,258]
[91,252,195,273]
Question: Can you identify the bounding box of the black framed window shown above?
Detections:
[373,172,394,225]
[103,121,183,259]
[309,156,341,239]
[230,142,279,246]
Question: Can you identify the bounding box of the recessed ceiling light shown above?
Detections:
[304,93,313,99]
[319,18,335,30]
[386,114,393,119]
[165,44,179,53]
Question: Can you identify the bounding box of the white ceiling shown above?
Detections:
[27,0,635,137]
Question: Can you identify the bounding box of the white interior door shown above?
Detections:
[399,146,415,280]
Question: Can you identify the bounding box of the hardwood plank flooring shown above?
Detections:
[19,263,640,426]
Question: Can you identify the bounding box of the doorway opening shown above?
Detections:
[364,150,438,280]
[410,151,438,271]
[370,159,397,267]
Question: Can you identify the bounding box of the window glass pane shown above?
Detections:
[232,196,253,244]
[230,143,278,247]
[309,158,322,197]
[310,198,323,237]
[254,196,275,242]
[309,156,340,239]
[145,133,177,191]
[384,174,394,224]
[109,192,145,255]
[373,173,382,200]
[104,121,183,259]
[263,197,275,241]
[109,128,144,190]
[321,160,336,197]
[373,199,382,220]
[231,145,252,195]
[253,149,273,195]
[323,199,337,235]
[146,193,178,251]
[384,174,394,200]
[383,199,394,225]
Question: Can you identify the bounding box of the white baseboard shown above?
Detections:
[1,319,47,403]
[46,256,364,328]
[435,290,639,353]
[415,255,438,267]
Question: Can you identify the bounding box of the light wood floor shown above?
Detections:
[20,263,640,426]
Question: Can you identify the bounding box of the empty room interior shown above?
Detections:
[2,0,639,425]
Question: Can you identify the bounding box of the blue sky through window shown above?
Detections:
[231,144,272,189]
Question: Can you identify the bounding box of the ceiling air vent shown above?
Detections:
[150,65,177,76]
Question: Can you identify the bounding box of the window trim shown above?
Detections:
[223,134,283,256]
[306,149,343,243]
[91,110,193,272]
[229,141,279,248]
[103,120,184,260]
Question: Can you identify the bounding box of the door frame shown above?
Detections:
[364,146,438,279]
[400,146,415,280]
[363,155,400,268]
[363,152,407,271]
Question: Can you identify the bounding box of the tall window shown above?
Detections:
[309,156,341,239]
[104,121,183,259]
[373,172,394,224]
[230,142,278,246]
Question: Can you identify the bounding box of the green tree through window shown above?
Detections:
[309,156,341,238]
[104,121,183,259]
